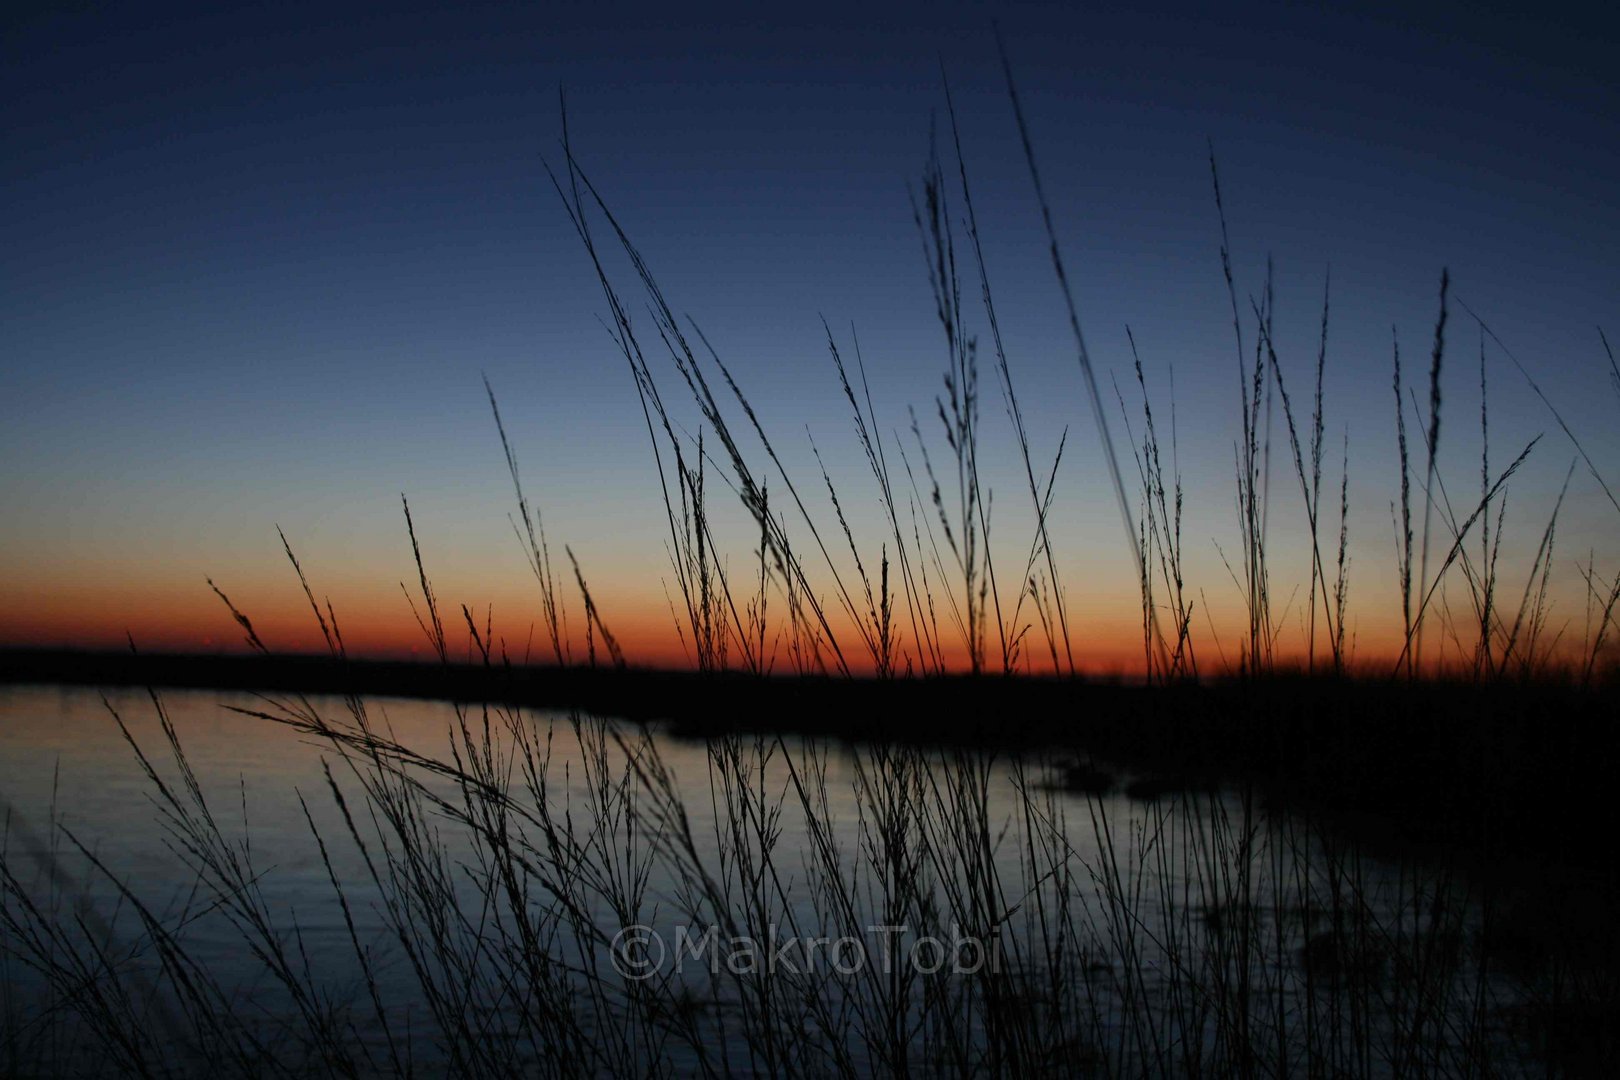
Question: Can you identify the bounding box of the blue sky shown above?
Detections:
[3,1,1616,667]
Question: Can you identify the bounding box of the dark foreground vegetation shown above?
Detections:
[3,663,1617,1077]
[4,649,1617,1075]
[6,49,1620,1078]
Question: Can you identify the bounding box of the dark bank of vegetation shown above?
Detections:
[5,49,1620,1077]
[3,648,1617,878]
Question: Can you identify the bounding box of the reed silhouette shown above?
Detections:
[3,55,1618,1078]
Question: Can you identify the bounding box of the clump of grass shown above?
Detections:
[1114,332,1193,682]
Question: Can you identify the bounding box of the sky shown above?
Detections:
[3,0,1617,674]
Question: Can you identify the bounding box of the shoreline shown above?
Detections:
[5,647,1615,875]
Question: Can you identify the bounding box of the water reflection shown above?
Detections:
[0,685,1548,1076]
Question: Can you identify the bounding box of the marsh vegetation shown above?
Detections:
[3,59,1617,1077]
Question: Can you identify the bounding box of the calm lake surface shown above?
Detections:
[0,684,1547,1076]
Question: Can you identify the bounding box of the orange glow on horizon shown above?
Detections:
[0,579,1442,679]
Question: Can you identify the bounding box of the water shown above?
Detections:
[0,684,1545,1076]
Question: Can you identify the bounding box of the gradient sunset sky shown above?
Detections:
[4,1,1616,672]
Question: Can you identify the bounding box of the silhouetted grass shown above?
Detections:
[4,56,1619,1080]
